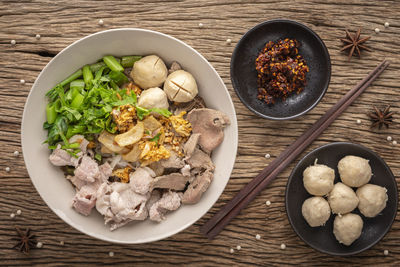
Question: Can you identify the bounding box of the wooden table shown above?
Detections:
[1,0,399,265]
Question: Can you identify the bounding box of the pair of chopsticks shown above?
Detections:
[201,60,390,239]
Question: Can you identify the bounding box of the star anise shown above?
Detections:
[13,227,36,254]
[340,28,371,61]
[368,105,394,129]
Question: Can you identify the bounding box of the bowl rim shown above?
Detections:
[21,28,238,244]
[285,142,398,256]
[230,19,332,120]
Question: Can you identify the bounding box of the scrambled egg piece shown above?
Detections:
[112,166,133,183]
[139,141,170,164]
[112,104,136,133]
[169,111,192,137]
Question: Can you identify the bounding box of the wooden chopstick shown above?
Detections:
[201,60,390,239]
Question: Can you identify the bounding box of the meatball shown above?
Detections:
[338,155,372,187]
[328,182,359,214]
[356,184,388,217]
[303,163,335,196]
[131,55,168,89]
[333,213,363,246]
[164,70,198,103]
[301,197,331,227]
[138,87,169,110]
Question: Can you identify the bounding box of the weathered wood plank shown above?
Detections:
[1,0,400,265]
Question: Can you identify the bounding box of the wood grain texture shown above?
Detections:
[1,0,400,265]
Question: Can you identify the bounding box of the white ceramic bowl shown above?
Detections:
[21,28,238,244]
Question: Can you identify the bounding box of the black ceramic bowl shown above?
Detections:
[286,142,398,256]
[230,19,331,120]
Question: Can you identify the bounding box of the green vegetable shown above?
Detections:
[111,93,137,106]
[136,106,150,120]
[110,81,119,91]
[45,116,68,145]
[66,149,80,158]
[46,84,66,103]
[53,99,62,112]
[82,65,94,88]
[66,125,86,139]
[150,108,172,118]
[103,55,124,72]
[149,133,161,145]
[94,153,102,162]
[70,93,84,108]
[44,56,173,148]
[70,79,85,93]
[61,106,82,121]
[109,71,129,86]
[66,142,80,149]
[136,106,172,120]
[121,55,142,67]
[60,69,83,87]
[46,103,57,124]
[89,62,106,73]
[48,142,80,150]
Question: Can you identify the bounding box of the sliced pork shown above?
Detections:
[160,150,185,169]
[68,162,111,190]
[74,155,99,183]
[183,133,201,158]
[149,191,181,222]
[49,145,79,167]
[187,108,230,153]
[186,148,215,171]
[150,172,190,191]
[146,190,161,213]
[148,161,165,176]
[70,160,112,216]
[72,184,97,216]
[96,182,150,230]
[67,175,86,189]
[96,183,113,219]
[181,170,214,204]
[98,163,113,183]
[129,167,156,195]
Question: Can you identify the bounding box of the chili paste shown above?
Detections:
[255,38,309,104]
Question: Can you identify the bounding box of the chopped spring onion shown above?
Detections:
[109,71,129,86]
[103,55,124,72]
[89,62,106,73]
[46,103,57,124]
[94,153,102,161]
[121,55,142,67]
[70,93,84,108]
[70,79,85,92]
[59,69,83,87]
[82,65,94,88]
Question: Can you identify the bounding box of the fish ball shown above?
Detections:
[333,213,363,246]
[303,164,335,196]
[164,70,198,102]
[338,155,372,187]
[328,182,359,214]
[131,55,168,89]
[356,184,388,217]
[138,87,169,110]
[301,197,331,227]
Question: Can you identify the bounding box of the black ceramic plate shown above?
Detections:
[286,142,398,256]
[230,19,331,120]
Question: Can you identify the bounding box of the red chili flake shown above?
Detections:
[255,39,309,104]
